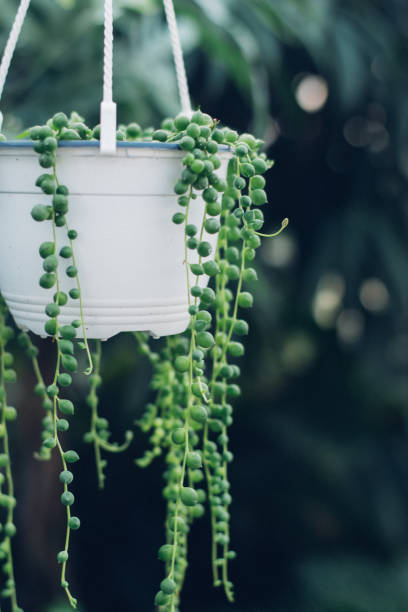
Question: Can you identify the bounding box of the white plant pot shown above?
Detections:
[0,142,230,340]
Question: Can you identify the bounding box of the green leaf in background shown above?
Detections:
[300,556,408,612]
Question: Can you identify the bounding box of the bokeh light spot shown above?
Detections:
[336,309,365,344]
[312,273,345,329]
[295,75,329,113]
[261,234,297,268]
[359,278,389,313]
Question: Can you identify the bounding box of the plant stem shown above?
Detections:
[52,163,92,375]
[0,315,19,611]
[65,223,93,375]
[51,213,77,609]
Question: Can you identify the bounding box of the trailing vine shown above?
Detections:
[0,109,287,610]
[130,111,288,610]
[0,296,22,612]
[30,123,85,606]
[84,340,133,489]
[17,330,53,461]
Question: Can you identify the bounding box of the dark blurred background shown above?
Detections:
[1,0,408,611]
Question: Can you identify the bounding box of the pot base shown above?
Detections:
[2,291,190,340]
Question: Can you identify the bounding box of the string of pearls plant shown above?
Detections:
[0,110,287,611]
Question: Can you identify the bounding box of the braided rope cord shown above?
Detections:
[162,0,192,116]
[0,0,32,130]
[100,0,116,153]
[103,0,113,103]
[0,0,192,137]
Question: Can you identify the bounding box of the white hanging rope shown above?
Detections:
[100,0,117,154]
[103,0,113,103]
[0,0,32,131]
[162,0,192,116]
[0,0,192,142]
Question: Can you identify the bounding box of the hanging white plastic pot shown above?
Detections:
[0,0,228,340]
[0,141,230,339]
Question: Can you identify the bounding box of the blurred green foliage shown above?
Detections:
[46,602,83,612]
[1,1,408,611]
[2,0,406,134]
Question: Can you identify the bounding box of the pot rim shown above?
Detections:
[0,140,230,151]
